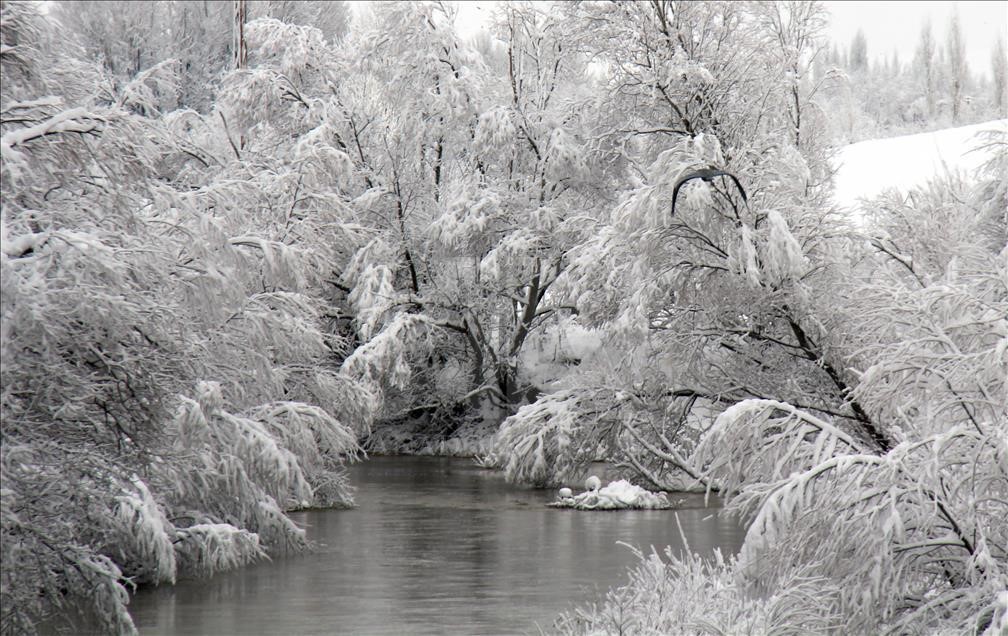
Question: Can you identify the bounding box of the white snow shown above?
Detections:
[518,316,603,390]
[551,479,675,510]
[832,119,1008,212]
[0,108,101,181]
[1,230,48,258]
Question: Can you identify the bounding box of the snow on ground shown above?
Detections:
[832,119,1008,211]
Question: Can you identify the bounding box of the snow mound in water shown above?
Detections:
[549,479,674,510]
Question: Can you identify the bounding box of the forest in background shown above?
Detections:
[1,1,1005,634]
[816,14,1007,141]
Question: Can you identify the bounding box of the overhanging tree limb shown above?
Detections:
[671,167,748,217]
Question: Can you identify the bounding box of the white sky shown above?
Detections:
[823,1,1007,77]
[381,1,1007,79]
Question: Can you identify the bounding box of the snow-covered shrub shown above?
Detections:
[1,4,365,633]
[165,383,358,529]
[495,390,604,487]
[556,543,839,635]
[493,368,707,490]
[564,135,1008,635]
[696,400,1006,633]
[106,477,178,586]
[173,524,264,578]
[497,0,885,492]
[839,128,1007,441]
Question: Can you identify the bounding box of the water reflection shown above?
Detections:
[129,457,745,635]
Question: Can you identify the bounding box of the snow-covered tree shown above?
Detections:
[52,0,349,112]
[556,121,1008,636]
[849,28,868,71]
[993,34,1007,116]
[274,2,613,447]
[751,1,829,152]
[4,1,1006,633]
[818,17,1001,139]
[554,127,1007,636]
[492,0,871,488]
[2,4,364,633]
[689,153,1008,630]
[251,0,348,43]
[946,7,968,122]
[916,19,938,118]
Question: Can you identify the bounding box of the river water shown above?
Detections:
[129,456,746,635]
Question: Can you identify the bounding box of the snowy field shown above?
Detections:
[832,119,1008,210]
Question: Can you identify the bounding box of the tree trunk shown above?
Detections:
[233,0,247,71]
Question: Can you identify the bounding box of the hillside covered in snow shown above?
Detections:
[833,119,1008,210]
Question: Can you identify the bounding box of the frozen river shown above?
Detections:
[129,456,745,635]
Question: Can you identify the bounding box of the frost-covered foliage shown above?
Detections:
[692,401,1006,633]
[840,128,1007,441]
[4,0,1006,633]
[552,130,1008,635]
[495,390,606,487]
[812,16,1006,143]
[493,0,871,488]
[494,380,703,489]
[234,1,616,446]
[173,524,263,579]
[557,544,840,635]
[1,4,364,633]
[52,0,349,112]
[470,5,1007,632]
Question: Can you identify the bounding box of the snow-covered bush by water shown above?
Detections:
[554,127,1007,634]
[556,544,840,635]
[1,5,365,633]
